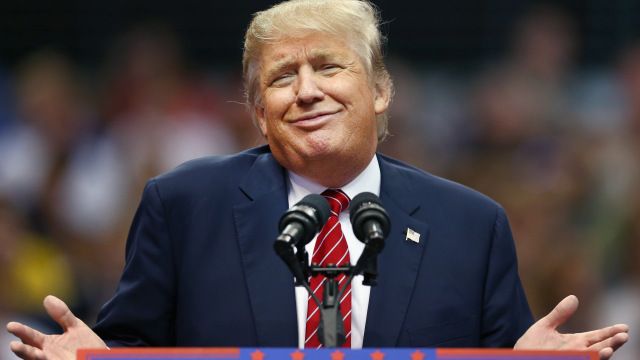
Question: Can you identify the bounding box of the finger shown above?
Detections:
[539,295,579,329]
[598,347,613,360]
[9,341,47,360]
[6,322,46,348]
[583,324,630,345]
[588,332,629,353]
[611,331,630,351]
[43,295,78,331]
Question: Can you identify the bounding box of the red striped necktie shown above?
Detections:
[304,188,351,348]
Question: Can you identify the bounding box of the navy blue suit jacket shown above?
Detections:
[94,145,533,348]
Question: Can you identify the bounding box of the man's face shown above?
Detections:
[255,32,389,184]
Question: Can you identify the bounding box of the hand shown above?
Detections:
[514,295,629,360]
[6,295,108,360]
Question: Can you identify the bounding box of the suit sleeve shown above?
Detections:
[93,179,176,346]
[480,206,534,347]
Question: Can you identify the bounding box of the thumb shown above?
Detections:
[43,295,79,331]
[540,295,579,329]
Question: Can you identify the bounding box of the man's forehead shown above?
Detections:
[264,45,350,66]
[260,35,354,65]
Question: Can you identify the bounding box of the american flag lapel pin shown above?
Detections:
[405,227,420,243]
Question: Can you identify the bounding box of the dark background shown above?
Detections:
[2,0,640,69]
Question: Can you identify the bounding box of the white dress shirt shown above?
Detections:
[287,155,381,349]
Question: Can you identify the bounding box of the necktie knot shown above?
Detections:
[321,189,350,215]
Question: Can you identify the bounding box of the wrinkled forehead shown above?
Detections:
[255,32,371,78]
[262,38,353,64]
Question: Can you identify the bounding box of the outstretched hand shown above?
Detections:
[6,295,107,360]
[515,295,629,360]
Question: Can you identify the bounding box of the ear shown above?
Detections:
[254,105,268,138]
[373,80,391,115]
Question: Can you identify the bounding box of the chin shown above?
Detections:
[299,134,337,157]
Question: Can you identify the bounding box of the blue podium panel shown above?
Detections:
[77,348,597,360]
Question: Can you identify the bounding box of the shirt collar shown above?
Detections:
[287,155,381,206]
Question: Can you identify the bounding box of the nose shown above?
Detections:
[295,68,324,104]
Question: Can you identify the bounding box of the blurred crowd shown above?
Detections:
[1,4,638,360]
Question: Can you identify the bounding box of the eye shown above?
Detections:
[270,73,295,87]
[319,64,341,75]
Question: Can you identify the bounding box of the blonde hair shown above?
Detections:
[243,0,393,141]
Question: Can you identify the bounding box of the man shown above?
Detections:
[7,0,629,359]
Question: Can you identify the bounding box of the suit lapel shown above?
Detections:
[363,155,430,346]
[233,150,298,346]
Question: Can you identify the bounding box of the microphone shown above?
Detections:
[349,192,390,286]
[274,194,330,285]
[350,192,390,247]
[276,194,330,246]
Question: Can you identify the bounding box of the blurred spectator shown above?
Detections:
[445,5,605,328]
[379,59,434,172]
[0,197,76,359]
[0,50,132,327]
[593,194,640,360]
[0,198,76,317]
[0,51,90,220]
[101,23,239,189]
[590,41,640,360]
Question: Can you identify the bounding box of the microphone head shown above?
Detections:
[349,192,390,241]
[278,194,330,246]
[298,193,331,226]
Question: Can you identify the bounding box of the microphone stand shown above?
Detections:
[309,264,351,347]
[294,243,381,348]
[276,191,389,348]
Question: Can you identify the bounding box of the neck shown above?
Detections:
[287,152,374,189]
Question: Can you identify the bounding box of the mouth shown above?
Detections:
[289,110,341,130]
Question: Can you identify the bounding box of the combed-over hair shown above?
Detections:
[243,0,393,141]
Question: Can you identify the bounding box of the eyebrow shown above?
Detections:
[262,49,350,83]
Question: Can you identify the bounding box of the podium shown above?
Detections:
[77,348,597,360]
